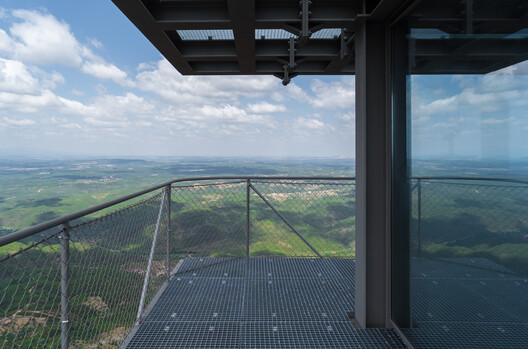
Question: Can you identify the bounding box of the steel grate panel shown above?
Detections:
[126,257,405,348]
[175,257,246,278]
[411,278,516,323]
[437,258,515,274]
[241,322,407,349]
[407,258,528,348]
[457,279,528,323]
[402,323,528,349]
[329,258,356,280]
[243,278,354,321]
[411,258,452,279]
[246,257,348,279]
[424,260,521,280]
[147,278,245,321]
[126,321,241,348]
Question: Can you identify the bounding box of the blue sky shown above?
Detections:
[0,1,355,158]
[0,1,527,159]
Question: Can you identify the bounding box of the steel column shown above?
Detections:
[59,223,71,349]
[391,21,412,328]
[355,20,390,328]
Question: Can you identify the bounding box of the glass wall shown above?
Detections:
[393,1,528,347]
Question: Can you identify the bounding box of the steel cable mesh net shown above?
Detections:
[0,231,62,348]
[170,182,247,263]
[411,180,528,276]
[249,180,356,258]
[66,192,166,348]
[0,190,169,349]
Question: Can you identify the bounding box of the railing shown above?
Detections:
[411,177,528,276]
[0,177,355,348]
[2,175,527,348]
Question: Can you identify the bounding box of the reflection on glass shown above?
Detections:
[396,1,528,348]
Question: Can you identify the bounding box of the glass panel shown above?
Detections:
[393,1,528,347]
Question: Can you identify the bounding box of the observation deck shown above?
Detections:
[2,176,528,348]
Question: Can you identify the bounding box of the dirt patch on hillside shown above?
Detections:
[0,310,51,334]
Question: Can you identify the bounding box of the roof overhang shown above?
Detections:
[112,0,528,82]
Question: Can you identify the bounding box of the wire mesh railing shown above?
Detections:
[2,174,528,347]
[0,191,169,348]
[411,178,528,276]
[0,177,355,348]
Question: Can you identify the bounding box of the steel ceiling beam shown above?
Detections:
[227,0,255,73]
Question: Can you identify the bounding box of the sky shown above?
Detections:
[0,1,355,158]
[0,1,527,160]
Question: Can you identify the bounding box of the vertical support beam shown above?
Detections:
[166,185,171,280]
[354,20,390,328]
[59,223,71,349]
[391,22,411,328]
[246,179,250,259]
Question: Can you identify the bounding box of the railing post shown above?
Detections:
[246,179,250,259]
[166,185,171,280]
[417,179,422,257]
[59,222,71,349]
[137,189,166,322]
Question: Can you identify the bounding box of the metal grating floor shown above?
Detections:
[126,257,407,348]
[403,258,528,349]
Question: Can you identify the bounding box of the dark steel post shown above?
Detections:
[59,223,71,349]
[417,179,422,257]
[246,179,250,259]
[166,185,171,280]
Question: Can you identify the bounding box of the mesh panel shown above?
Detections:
[411,179,528,276]
[170,181,247,260]
[0,233,62,348]
[249,180,355,258]
[0,190,169,348]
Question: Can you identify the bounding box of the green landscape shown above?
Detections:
[1,157,528,347]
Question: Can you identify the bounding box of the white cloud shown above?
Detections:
[295,117,325,130]
[81,61,133,87]
[8,9,83,66]
[246,102,286,114]
[1,9,132,86]
[195,105,274,125]
[3,116,35,126]
[88,38,103,49]
[92,93,154,119]
[335,112,354,121]
[29,67,65,90]
[0,58,40,94]
[310,77,355,109]
[136,59,279,105]
[0,29,14,53]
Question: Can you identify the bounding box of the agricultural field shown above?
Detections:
[0,157,354,233]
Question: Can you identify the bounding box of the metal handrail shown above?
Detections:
[2,175,528,248]
[0,176,355,247]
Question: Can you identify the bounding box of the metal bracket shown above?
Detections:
[282,37,296,86]
[282,66,291,86]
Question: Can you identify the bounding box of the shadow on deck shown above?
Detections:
[123,257,406,348]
